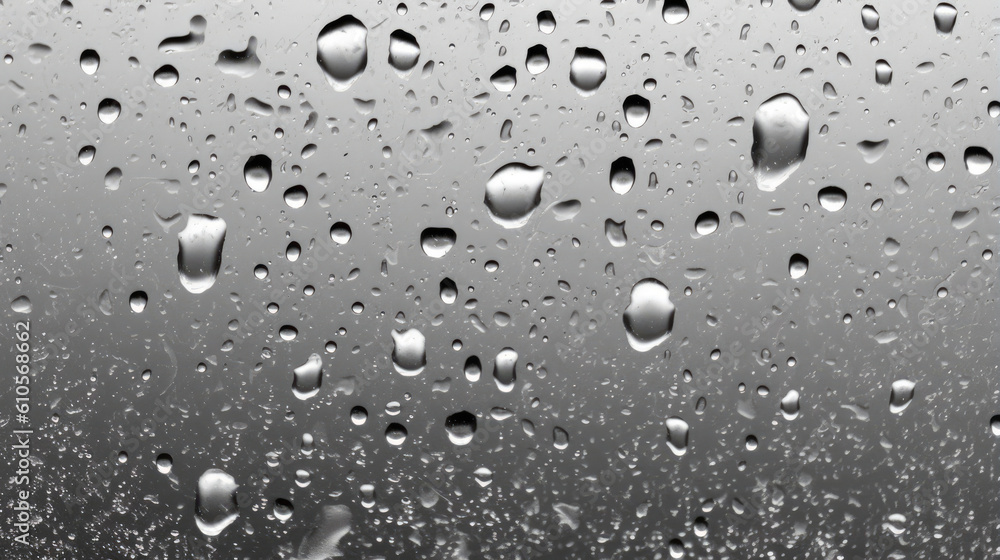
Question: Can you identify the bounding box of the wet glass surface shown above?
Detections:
[0,1,998,558]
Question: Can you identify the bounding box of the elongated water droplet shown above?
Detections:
[781,390,801,420]
[215,36,260,78]
[317,16,368,91]
[623,279,675,352]
[933,3,958,34]
[610,156,635,194]
[623,94,650,127]
[485,162,545,228]
[569,47,606,95]
[526,44,549,74]
[694,211,719,236]
[129,291,148,313]
[751,93,809,192]
[244,154,271,192]
[195,469,239,536]
[177,214,226,294]
[445,411,477,445]
[391,328,426,376]
[440,278,458,304]
[464,356,482,382]
[875,59,892,86]
[493,348,517,392]
[665,417,690,456]
[890,379,916,414]
[293,354,324,400]
[861,5,879,30]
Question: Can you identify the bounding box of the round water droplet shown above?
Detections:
[317,16,369,91]
[420,227,456,258]
[385,423,408,446]
[964,146,993,175]
[537,11,556,33]
[526,45,549,74]
[351,406,368,425]
[445,411,477,445]
[817,186,847,212]
[274,498,294,521]
[154,64,179,87]
[129,291,148,313]
[694,211,719,236]
[80,49,100,75]
[156,453,173,474]
[623,279,675,352]
[623,94,650,128]
[485,162,545,228]
[98,98,121,124]
[11,296,31,314]
[284,185,308,208]
[330,222,352,244]
[662,0,690,23]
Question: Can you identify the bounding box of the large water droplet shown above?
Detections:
[623,279,675,352]
[244,154,271,192]
[751,93,809,192]
[694,211,719,236]
[889,379,915,414]
[605,219,627,247]
[80,49,100,75]
[153,64,179,87]
[388,30,420,72]
[817,186,847,212]
[964,146,993,175]
[875,59,892,86]
[293,354,324,400]
[11,296,31,314]
[490,65,517,92]
[493,348,517,392]
[861,4,879,30]
[569,47,607,95]
[780,390,801,420]
[215,36,260,78]
[484,162,545,228]
[526,45,549,74]
[789,0,820,10]
[623,94,650,127]
[98,98,122,124]
[385,423,408,445]
[298,505,352,559]
[789,254,809,279]
[391,328,426,376]
[665,417,690,456]
[177,214,226,294]
[662,0,690,23]
[420,227,456,258]
[610,156,636,194]
[933,3,958,34]
[445,411,477,445]
[195,469,239,536]
[317,16,368,91]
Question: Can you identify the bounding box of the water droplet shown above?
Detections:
[388,30,420,72]
[11,296,31,314]
[694,211,719,236]
[177,214,226,294]
[926,152,946,172]
[293,354,324,400]
[780,390,801,420]
[951,208,978,230]
[440,278,458,304]
[445,411,477,445]
[857,139,889,163]
[243,154,271,192]
[623,279,675,352]
[789,253,809,279]
[195,468,239,536]
[351,406,368,425]
[284,185,308,208]
[889,379,915,414]
[665,417,690,456]
[537,11,556,33]
[385,423,408,445]
[153,64,179,87]
[526,45,549,74]
[317,16,369,91]
[330,222,352,244]
[78,145,96,165]
[569,47,607,95]
[964,146,993,175]
[98,98,121,124]
[484,162,545,228]
[861,4,879,30]
[493,348,517,392]
[129,291,148,313]
[80,49,99,75]
[610,156,636,194]
[215,36,260,78]
[391,328,427,376]
[662,0,690,23]
[490,65,517,92]
[789,0,820,10]
[553,426,570,449]
[605,219,627,247]
[933,3,958,34]
[817,186,847,212]
[156,453,173,474]
[273,498,294,521]
[875,59,892,86]
[420,227,456,258]
[464,356,482,382]
[623,94,650,127]
[751,93,809,191]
